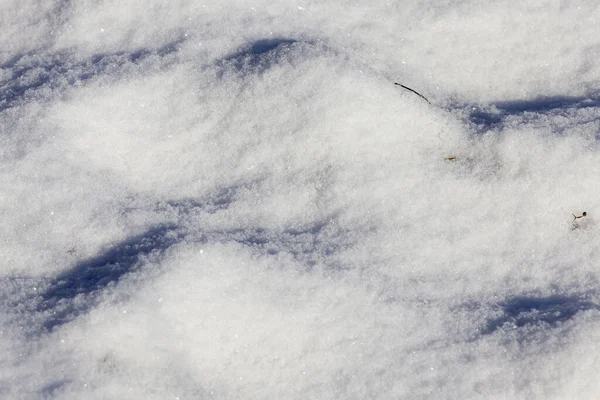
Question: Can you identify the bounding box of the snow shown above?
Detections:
[1,1,600,398]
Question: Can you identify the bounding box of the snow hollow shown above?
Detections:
[1,1,600,399]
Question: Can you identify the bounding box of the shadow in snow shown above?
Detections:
[37,176,347,333]
[222,38,298,62]
[482,294,600,335]
[217,38,317,77]
[210,218,345,267]
[494,94,600,114]
[38,217,347,332]
[464,93,600,133]
[40,225,185,331]
[38,221,346,332]
[0,38,184,113]
[156,184,240,216]
[250,39,299,55]
[41,379,73,398]
[38,184,246,332]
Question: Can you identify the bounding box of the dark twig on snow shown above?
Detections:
[573,212,587,221]
[394,82,430,104]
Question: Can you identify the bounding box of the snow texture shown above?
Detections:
[1,1,600,399]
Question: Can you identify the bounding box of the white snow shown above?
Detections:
[1,1,600,399]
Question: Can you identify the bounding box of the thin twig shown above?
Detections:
[394,82,430,104]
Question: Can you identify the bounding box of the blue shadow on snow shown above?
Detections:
[0,38,184,113]
[466,93,600,132]
[39,225,184,331]
[482,294,600,335]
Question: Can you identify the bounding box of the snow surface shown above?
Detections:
[2,1,600,399]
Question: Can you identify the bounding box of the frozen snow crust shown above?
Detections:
[2,1,600,399]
